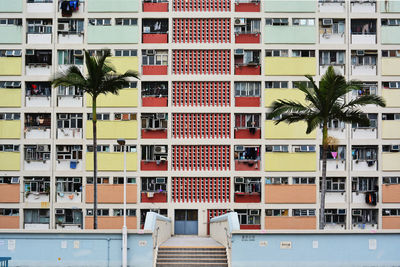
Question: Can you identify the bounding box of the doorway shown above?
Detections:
[174,209,198,235]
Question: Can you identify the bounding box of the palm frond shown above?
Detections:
[342,94,386,109]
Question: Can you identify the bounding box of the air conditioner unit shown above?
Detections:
[234,49,244,55]
[58,23,69,32]
[37,145,46,152]
[322,19,333,26]
[56,209,65,215]
[11,177,19,184]
[234,18,246,25]
[154,145,166,154]
[249,210,259,215]
[87,210,93,215]
[156,177,166,184]
[156,113,166,119]
[74,50,83,57]
[235,145,245,152]
[235,177,244,183]
[352,209,362,216]
[159,156,167,161]
[146,50,155,55]
[391,145,400,151]
[356,50,365,56]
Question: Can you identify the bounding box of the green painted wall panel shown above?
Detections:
[381,27,400,44]
[87,0,139,12]
[0,26,22,44]
[0,0,22,12]
[264,26,316,44]
[264,0,316,12]
[380,0,400,12]
[87,26,139,44]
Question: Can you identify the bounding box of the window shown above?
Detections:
[0,18,22,26]
[234,18,260,34]
[87,113,110,121]
[235,114,260,129]
[115,18,137,26]
[293,18,315,26]
[382,50,400,58]
[56,145,82,160]
[353,82,377,97]
[293,81,313,88]
[0,145,19,152]
[325,209,346,224]
[383,209,400,216]
[86,209,109,216]
[292,50,315,57]
[143,19,168,33]
[0,177,19,184]
[88,50,109,57]
[141,113,167,130]
[382,113,400,121]
[382,19,400,26]
[265,18,288,26]
[113,145,137,153]
[266,145,288,152]
[320,51,345,65]
[352,146,378,161]
[142,81,168,97]
[0,209,19,216]
[57,50,83,65]
[265,50,288,57]
[142,177,167,192]
[382,81,400,89]
[86,145,110,152]
[235,82,261,97]
[26,82,51,96]
[383,177,400,184]
[327,119,345,129]
[0,50,21,57]
[113,177,136,184]
[351,51,377,66]
[114,50,137,57]
[24,209,50,224]
[56,177,81,193]
[265,177,288,184]
[25,50,52,65]
[351,19,376,34]
[57,85,82,97]
[57,113,83,129]
[114,113,137,121]
[352,209,377,224]
[142,50,168,65]
[0,113,20,120]
[141,145,168,161]
[0,81,21,88]
[234,146,260,161]
[323,177,345,192]
[113,209,136,216]
[57,19,84,34]
[86,177,109,184]
[27,19,52,34]
[321,145,346,160]
[266,209,288,216]
[235,209,260,225]
[293,145,315,152]
[265,81,288,89]
[24,177,50,193]
[293,209,315,216]
[352,177,377,192]
[234,177,261,193]
[235,50,260,65]
[293,177,315,184]
[88,19,111,26]
[352,114,377,128]
[24,145,51,161]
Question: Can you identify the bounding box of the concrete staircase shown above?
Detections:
[156,236,228,267]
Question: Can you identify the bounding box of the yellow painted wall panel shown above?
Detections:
[264,57,316,76]
[381,58,400,76]
[264,121,316,139]
[0,120,20,139]
[0,57,22,76]
[106,57,139,74]
[382,121,400,139]
[0,89,21,107]
[86,152,137,171]
[382,89,400,108]
[86,88,138,107]
[0,152,20,170]
[264,89,307,107]
[86,120,138,140]
[265,152,316,172]
[382,153,400,171]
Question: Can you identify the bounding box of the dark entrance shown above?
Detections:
[174,209,198,235]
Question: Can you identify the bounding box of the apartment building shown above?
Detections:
[0,0,399,235]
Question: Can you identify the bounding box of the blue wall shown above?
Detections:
[231,233,400,267]
[0,233,153,267]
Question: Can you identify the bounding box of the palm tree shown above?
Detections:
[52,50,139,229]
[267,66,385,230]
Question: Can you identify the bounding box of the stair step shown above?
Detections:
[158,255,227,259]
[158,253,226,257]
[157,259,227,263]
[156,263,228,267]
[159,247,225,251]
[158,251,226,254]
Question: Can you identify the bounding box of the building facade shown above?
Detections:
[0,0,400,235]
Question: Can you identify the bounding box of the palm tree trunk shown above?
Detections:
[92,97,98,230]
[320,122,328,230]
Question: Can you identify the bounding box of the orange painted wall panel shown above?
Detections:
[0,184,20,203]
[382,184,400,203]
[382,217,400,229]
[265,185,316,203]
[85,216,137,229]
[86,184,137,204]
[0,216,19,229]
[265,216,316,230]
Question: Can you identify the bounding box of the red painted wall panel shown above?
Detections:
[141,192,168,203]
[234,129,261,139]
[240,224,261,230]
[143,65,168,75]
[235,33,260,44]
[141,129,167,139]
[142,97,168,107]
[173,0,231,12]
[173,19,230,43]
[235,3,260,12]
[143,2,168,12]
[234,193,261,203]
[140,161,168,171]
[172,50,230,75]
[235,65,261,75]
[235,160,261,171]
[142,33,168,43]
[235,97,260,107]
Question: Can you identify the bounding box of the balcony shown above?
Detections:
[265,0,316,12]
[351,0,376,12]
[382,58,400,76]
[24,159,51,171]
[87,89,138,108]
[318,1,345,12]
[382,121,400,139]
[0,184,20,203]
[59,1,84,17]
[25,50,52,76]
[234,178,261,202]
[0,88,21,107]
[106,57,139,74]
[87,0,139,12]
[0,25,22,44]
[0,120,20,139]
[264,26,316,44]
[264,57,316,76]
[86,120,138,140]
[143,65,168,75]
[142,19,168,43]
[265,184,316,203]
[382,153,400,171]
[235,0,260,12]
[85,216,137,229]
[351,20,376,44]
[57,128,83,139]
[0,0,22,12]
[87,26,139,44]
[320,159,346,171]
[264,88,306,107]
[351,127,377,139]
[86,184,137,203]
[25,114,51,139]
[141,192,167,203]
[264,121,316,139]
[143,1,169,12]
[265,152,316,172]
[56,160,82,171]
[234,128,261,139]
[56,192,82,203]
[27,1,54,13]
[25,192,49,203]
[57,19,85,44]
[0,57,22,76]
[86,152,138,171]
[57,95,83,107]
[0,216,19,229]
[351,64,376,76]
[0,152,20,171]
[352,160,377,171]
[265,217,316,230]
[141,160,168,171]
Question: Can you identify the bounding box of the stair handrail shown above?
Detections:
[152,226,159,267]
[224,227,232,249]
[153,226,160,249]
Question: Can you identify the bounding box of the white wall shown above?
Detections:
[320,65,345,76]
[318,3,345,13]
[25,66,52,76]
[26,3,54,13]
[56,160,82,171]
[25,97,51,107]
[325,192,346,204]
[57,128,83,139]
[25,193,49,203]
[320,34,345,44]
[352,128,377,139]
[352,160,377,171]
[24,223,50,230]
[27,34,52,44]
[58,34,84,44]
[24,160,51,171]
[351,34,376,44]
[56,192,82,203]
[25,128,51,139]
[57,96,83,107]
[351,3,376,13]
